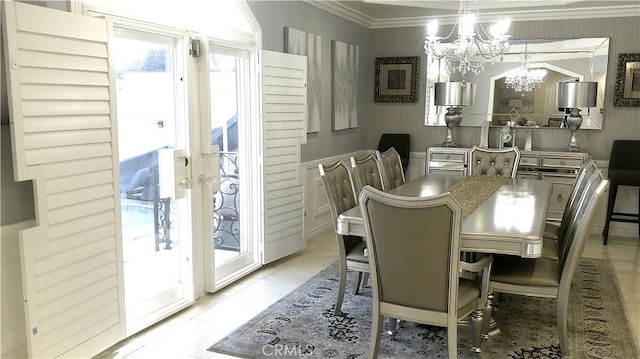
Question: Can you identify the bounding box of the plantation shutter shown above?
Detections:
[2,2,125,358]
[261,50,307,264]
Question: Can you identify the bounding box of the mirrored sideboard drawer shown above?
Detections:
[519,155,539,166]
[517,172,540,180]
[429,152,466,163]
[541,156,583,169]
[426,146,469,175]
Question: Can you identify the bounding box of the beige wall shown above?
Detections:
[366,16,640,161]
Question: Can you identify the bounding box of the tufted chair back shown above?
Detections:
[319,161,357,220]
[350,153,386,194]
[376,148,406,191]
[469,146,521,178]
[319,160,370,315]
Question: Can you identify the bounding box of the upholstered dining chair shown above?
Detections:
[318,161,369,315]
[489,170,609,357]
[468,146,521,178]
[603,140,640,244]
[542,157,598,260]
[359,186,493,358]
[350,153,386,194]
[375,148,406,191]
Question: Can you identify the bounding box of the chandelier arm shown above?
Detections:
[425,42,453,60]
[471,40,508,60]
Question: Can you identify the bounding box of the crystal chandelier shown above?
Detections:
[505,50,547,93]
[424,0,511,77]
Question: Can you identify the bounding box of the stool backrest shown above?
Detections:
[610,140,640,171]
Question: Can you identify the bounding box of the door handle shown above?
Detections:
[201,145,221,192]
[158,149,190,200]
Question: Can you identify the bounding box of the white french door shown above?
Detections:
[112,27,194,333]
[202,43,261,290]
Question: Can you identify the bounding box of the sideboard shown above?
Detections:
[425,146,588,222]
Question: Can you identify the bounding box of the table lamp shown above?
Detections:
[556,80,597,151]
[434,81,476,147]
[508,98,523,125]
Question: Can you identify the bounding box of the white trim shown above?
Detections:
[302,0,375,28]
[304,2,640,29]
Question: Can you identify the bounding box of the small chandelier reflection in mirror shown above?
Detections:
[424,0,511,77]
[505,50,547,93]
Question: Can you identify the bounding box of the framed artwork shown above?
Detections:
[614,53,640,107]
[331,40,359,131]
[284,27,322,132]
[374,56,419,103]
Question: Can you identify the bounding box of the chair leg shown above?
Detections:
[369,313,383,359]
[447,323,457,359]
[481,293,494,339]
[386,318,398,340]
[352,271,363,295]
[557,293,570,356]
[335,262,347,315]
[603,182,618,245]
[470,308,483,353]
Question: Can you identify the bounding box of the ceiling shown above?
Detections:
[303,0,640,28]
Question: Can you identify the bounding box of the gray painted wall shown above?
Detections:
[366,17,640,161]
[247,0,371,163]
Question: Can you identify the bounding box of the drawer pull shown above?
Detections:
[446,155,450,159]
[560,160,565,165]
[557,193,563,202]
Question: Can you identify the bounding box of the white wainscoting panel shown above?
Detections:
[1,221,34,358]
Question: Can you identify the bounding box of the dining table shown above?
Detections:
[337,172,553,258]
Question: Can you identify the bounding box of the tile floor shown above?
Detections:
[95,230,640,358]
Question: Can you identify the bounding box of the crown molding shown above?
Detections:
[301,0,375,28]
[303,1,640,29]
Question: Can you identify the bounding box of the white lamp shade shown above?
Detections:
[434,82,476,106]
[556,81,597,108]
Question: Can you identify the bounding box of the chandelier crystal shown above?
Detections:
[505,51,547,93]
[424,0,511,77]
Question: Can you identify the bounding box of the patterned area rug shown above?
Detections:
[208,259,638,358]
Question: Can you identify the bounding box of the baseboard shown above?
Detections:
[592,224,639,239]
[1,334,27,358]
[305,223,333,240]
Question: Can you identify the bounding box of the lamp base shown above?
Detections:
[566,109,583,152]
[443,107,462,147]
[524,129,533,151]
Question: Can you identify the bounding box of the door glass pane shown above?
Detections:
[114,31,189,324]
[210,52,245,268]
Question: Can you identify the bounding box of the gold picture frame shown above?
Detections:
[374,56,419,103]
[614,53,640,107]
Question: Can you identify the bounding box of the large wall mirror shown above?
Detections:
[425,38,609,130]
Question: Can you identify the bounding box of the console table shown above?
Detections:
[425,146,588,222]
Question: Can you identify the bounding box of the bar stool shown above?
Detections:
[603,140,640,244]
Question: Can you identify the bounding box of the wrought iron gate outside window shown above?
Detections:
[213,151,240,251]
